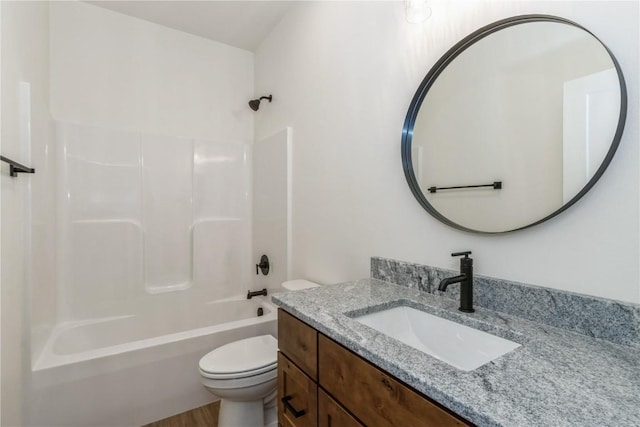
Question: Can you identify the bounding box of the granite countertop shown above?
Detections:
[271,278,640,427]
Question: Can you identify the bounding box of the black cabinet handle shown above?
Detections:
[281,395,306,418]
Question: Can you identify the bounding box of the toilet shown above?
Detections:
[198,279,320,427]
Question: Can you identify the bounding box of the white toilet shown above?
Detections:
[198,279,320,427]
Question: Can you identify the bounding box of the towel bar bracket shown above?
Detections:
[1,155,35,177]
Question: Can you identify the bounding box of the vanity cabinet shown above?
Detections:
[278,352,317,427]
[278,309,318,427]
[277,308,471,427]
[318,389,362,427]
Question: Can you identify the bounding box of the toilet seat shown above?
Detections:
[199,335,277,379]
[200,362,277,380]
[200,367,277,390]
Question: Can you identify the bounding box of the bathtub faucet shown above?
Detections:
[247,288,268,299]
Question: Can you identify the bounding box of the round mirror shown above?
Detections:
[401,15,627,233]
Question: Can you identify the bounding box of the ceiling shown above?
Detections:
[87,1,294,52]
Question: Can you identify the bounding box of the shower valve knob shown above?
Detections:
[256,255,270,275]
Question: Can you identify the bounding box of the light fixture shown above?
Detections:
[405,0,432,23]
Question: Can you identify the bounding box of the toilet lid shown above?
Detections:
[199,335,278,375]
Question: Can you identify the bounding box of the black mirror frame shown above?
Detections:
[401,14,627,234]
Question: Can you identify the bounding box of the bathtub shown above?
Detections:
[28,295,277,427]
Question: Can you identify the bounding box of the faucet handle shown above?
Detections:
[451,251,472,258]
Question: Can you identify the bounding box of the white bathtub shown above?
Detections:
[28,295,278,427]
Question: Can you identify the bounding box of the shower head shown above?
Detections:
[248,99,261,111]
[248,95,272,111]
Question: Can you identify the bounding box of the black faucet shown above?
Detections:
[438,251,474,313]
[247,288,268,299]
[256,255,270,275]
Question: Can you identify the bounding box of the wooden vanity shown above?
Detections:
[277,309,471,427]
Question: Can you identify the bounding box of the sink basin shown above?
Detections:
[353,305,521,371]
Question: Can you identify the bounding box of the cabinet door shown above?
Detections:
[318,335,470,427]
[318,389,363,427]
[278,309,318,379]
[278,352,318,427]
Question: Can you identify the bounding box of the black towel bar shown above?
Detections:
[1,155,35,177]
[428,181,502,194]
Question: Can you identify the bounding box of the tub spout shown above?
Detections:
[247,288,267,299]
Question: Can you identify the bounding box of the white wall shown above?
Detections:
[255,0,640,303]
[50,1,254,142]
[1,1,50,425]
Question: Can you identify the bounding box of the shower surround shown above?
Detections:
[26,121,266,426]
[55,122,252,320]
[24,2,263,425]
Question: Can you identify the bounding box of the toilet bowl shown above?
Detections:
[200,335,278,426]
[198,280,319,427]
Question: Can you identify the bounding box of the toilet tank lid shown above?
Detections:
[282,279,320,291]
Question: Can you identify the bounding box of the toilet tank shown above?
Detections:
[281,279,320,291]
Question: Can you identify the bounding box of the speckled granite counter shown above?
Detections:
[272,278,640,427]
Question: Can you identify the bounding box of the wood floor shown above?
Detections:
[142,401,220,427]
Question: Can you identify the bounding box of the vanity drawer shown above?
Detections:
[318,334,470,427]
[278,309,318,379]
[278,352,318,427]
[318,389,363,427]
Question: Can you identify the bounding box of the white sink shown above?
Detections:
[353,305,521,371]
